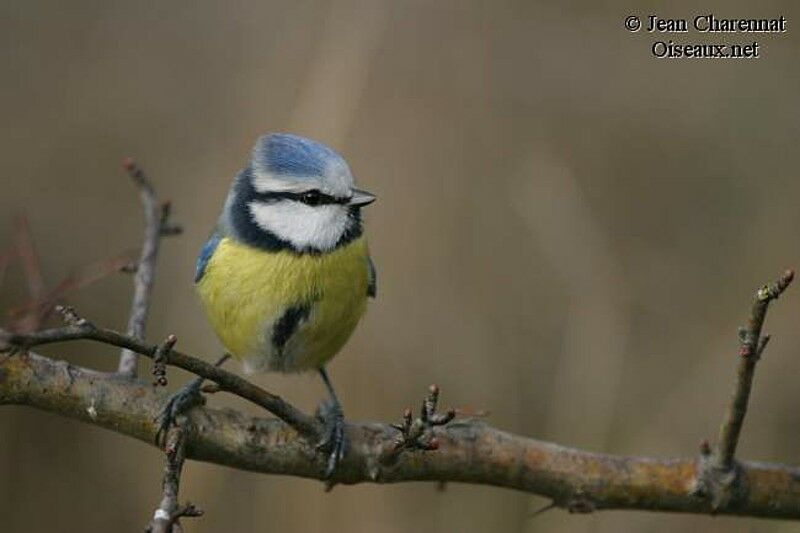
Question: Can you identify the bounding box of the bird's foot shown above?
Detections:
[315,398,348,480]
[155,377,205,448]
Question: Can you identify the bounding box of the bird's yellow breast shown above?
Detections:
[196,236,370,372]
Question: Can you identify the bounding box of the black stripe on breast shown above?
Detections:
[367,255,377,298]
[271,303,312,352]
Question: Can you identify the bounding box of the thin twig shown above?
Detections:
[1,311,318,439]
[10,215,46,332]
[146,426,202,533]
[5,250,137,332]
[14,215,46,302]
[155,353,231,447]
[529,501,557,518]
[0,243,14,291]
[716,269,794,468]
[158,200,183,237]
[152,334,178,387]
[118,158,175,378]
[692,270,795,511]
[388,384,455,459]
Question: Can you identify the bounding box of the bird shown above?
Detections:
[161,133,376,477]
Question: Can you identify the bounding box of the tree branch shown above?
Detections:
[117,158,180,378]
[690,269,795,511]
[146,426,203,533]
[2,206,798,526]
[3,350,800,519]
[1,310,318,439]
[716,269,794,468]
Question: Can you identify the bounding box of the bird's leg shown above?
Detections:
[316,367,347,479]
[155,353,230,447]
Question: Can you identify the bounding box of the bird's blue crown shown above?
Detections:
[252,133,346,179]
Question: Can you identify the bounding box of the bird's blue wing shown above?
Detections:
[367,256,377,298]
[195,232,222,283]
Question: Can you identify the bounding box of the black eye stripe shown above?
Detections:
[300,190,323,206]
[255,190,348,205]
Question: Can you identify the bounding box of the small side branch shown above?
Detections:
[388,384,455,458]
[1,309,318,439]
[152,334,178,387]
[715,269,794,468]
[146,426,202,533]
[118,158,181,378]
[693,270,795,510]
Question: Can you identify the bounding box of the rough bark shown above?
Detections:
[3,351,800,520]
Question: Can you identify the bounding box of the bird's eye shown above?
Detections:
[300,190,322,206]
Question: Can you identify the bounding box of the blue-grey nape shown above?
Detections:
[254,133,345,178]
[195,232,222,282]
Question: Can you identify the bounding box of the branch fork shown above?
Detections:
[692,269,794,512]
[387,384,455,459]
[117,158,182,379]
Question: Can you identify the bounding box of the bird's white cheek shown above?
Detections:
[248,201,348,251]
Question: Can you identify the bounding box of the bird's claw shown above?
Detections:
[155,377,205,448]
[316,399,347,479]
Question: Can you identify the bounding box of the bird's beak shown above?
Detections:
[348,188,377,207]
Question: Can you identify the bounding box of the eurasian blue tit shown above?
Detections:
[195,133,376,475]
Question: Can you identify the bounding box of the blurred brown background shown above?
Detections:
[2,1,800,532]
